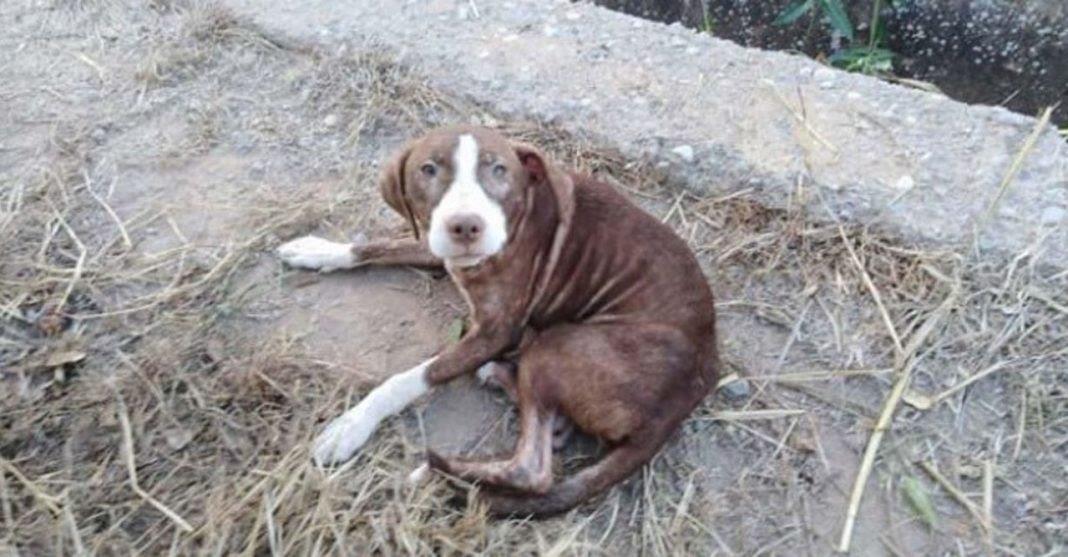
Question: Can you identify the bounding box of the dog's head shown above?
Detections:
[379,126,573,268]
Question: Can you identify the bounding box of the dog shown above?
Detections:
[277,126,718,516]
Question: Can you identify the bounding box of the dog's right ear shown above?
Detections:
[378,142,421,239]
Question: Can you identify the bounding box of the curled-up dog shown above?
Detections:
[278,126,719,517]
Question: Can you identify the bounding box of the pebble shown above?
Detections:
[894,175,915,191]
[719,379,751,401]
[322,114,338,127]
[671,144,695,163]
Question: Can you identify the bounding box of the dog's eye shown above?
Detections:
[491,163,507,178]
[420,163,437,178]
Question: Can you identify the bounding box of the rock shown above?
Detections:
[671,144,695,163]
[894,176,915,191]
[322,114,338,127]
[719,378,750,401]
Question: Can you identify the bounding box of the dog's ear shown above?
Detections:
[513,142,574,225]
[378,142,421,239]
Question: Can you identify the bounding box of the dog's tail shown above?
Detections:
[480,426,675,518]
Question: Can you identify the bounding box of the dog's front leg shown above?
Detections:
[313,357,436,466]
[278,235,441,272]
[425,321,518,385]
[312,323,515,466]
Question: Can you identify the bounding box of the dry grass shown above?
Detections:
[2,1,1066,555]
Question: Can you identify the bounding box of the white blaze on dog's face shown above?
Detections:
[426,134,508,267]
[378,126,563,270]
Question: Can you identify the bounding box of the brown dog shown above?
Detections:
[278,126,718,516]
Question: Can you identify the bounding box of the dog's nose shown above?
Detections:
[446,214,484,245]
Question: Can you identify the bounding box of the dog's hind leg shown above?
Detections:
[476,360,518,403]
[478,360,576,449]
[429,380,556,494]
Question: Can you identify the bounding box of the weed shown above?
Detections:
[700,12,715,36]
[775,0,897,76]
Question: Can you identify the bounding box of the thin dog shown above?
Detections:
[278,126,719,516]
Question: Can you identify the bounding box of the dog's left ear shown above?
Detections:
[513,143,574,225]
[378,141,421,239]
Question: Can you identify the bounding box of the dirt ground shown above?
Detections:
[1,2,1066,556]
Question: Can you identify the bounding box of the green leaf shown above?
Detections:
[902,476,938,529]
[829,47,894,74]
[445,317,466,344]
[819,0,855,41]
[701,13,716,35]
[773,0,814,26]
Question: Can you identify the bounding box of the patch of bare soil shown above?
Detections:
[1,1,1065,555]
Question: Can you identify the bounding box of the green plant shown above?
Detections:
[700,12,716,35]
[774,0,854,41]
[774,0,896,76]
[830,45,894,74]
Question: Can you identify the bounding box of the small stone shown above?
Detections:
[671,144,695,163]
[322,114,338,127]
[1040,206,1065,225]
[685,46,699,55]
[719,379,750,401]
[894,175,915,191]
[565,11,580,21]
[165,428,194,451]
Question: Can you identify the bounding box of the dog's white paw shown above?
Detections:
[312,358,434,467]
[475,362,498,385]
[312,410,374,466]
[277,235,356,272]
